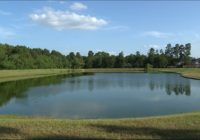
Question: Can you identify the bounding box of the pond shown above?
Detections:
[0,73,200,119]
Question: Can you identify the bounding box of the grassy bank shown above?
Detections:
[0,112,200,139]
[0,68,143,83]
[155,68,200,80]
[0,69,85,83]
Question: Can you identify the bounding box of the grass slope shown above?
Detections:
[156,68,200,80]
[0,68,143,83]
[0,69,85,83]
[0,112,200,139]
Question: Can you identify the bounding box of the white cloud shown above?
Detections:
[70,2,87,11]
[0,27,15,38]
[30,7,107,30]
[0,10,11,16]
[142,31,173,38]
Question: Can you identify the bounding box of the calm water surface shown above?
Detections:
[0,73,200,119]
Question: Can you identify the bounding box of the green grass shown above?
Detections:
[1,68,200,139]
[155,68,200,80]
[0,68,143,83]
[0,112,200,139]
[0,69,85,83]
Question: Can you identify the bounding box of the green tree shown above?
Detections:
[183,43,191,65]
[85,51,94,68]
[148,48,155,66]
[115,52,125,68]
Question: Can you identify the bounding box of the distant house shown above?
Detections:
[176,62,184,67]
[182,58,200,68]
[191,59,200,68]
[194,61,199,65]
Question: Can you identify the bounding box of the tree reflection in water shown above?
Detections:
[148,76,191,96]
[0,73,192,108]
[0,73,84,107]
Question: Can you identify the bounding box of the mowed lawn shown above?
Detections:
[0,68,143,83]
[0,69,85,83]
[156,68,200,80]
[0,112,200,139]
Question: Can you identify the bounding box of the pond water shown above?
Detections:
[0,73,200,119]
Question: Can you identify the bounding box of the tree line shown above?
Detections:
[0,43,192,69]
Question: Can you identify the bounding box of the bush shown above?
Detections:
[145,63,153,72]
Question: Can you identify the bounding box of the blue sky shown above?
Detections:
[0,1,200,57]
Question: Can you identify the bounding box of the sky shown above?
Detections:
[0,1,200,57]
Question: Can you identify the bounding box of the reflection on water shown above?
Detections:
[59,73,192,95]
[165,83,191,96]
[83,74,191,96]
[0,73,199,118]
[0,73,193,107]
[0,74,83,106]
[148,78,191,96]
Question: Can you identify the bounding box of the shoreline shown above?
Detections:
[1,68,200,83]
[0,68,200,139]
